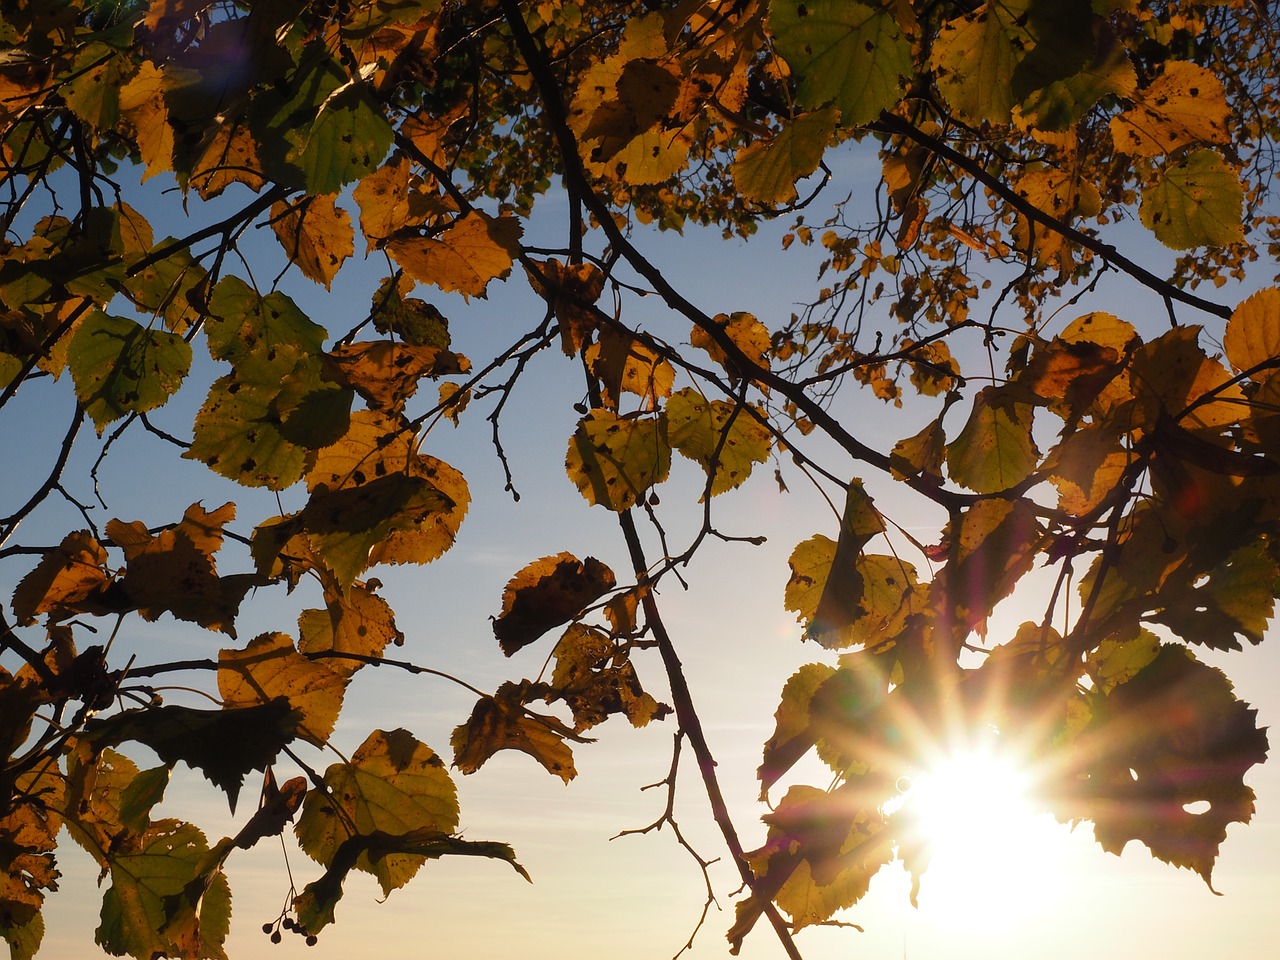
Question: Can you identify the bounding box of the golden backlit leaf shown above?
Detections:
[1045,424,1132,516]
[219,632,347,745]
[1110,61,1229,158]
[493,553,617,656]
[118,61,173,181]
[269,195,355,290]
[525,259,606,356]
[565,409,671,511]
[12,531,109,626]
[1223,287,1280,381]
[187,120,268,199]
[298,581,404,677]
[666,388,771,496]
[691,312,771,376]
[549,623,668,731]
[326,341,469,413]
[388,213,523,298]
[945,386,1040,493]
[585,327,675,411]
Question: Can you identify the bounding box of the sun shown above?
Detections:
[893,735,1074,932]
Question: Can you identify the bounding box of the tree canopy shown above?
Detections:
[1,0,1278,957]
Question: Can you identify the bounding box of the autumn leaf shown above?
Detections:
[666,388,771,496]
[758,663,836,799]
[269,195,355,290]
[565,409,671,510]
[295,728,458,895]
[1223,287,1280,380]
[525,258,606,356]
[1110,61,1230,158]
[219,632,347,745]
[585,327,675,410]
[389,213,523,298]
[549,623,668,731]
[83,701,299,812]
[493,553,616,656]
[451,682,581,782]
[945,385,1039,493]
[298,581,405,676]
[12,531,110,626]
[325,340,469,413]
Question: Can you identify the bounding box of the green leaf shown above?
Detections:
[768,1,910,125]
[758,663,837,798]
[931,0,1094,124]
[1140,150,1245,250]
[95,820,230,960]
[666,388,771,496]
[121,239,207,334]
[732,108,839,204]
[295,728,459,896]
[204,276,328,376]
[67,312,192,433]
[945,385,1039,493]
[565,409,671,511]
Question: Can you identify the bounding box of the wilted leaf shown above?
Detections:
[549,623,668,731]
[525,259,606,356]
[493,553,616,656]
[451,682,580,782]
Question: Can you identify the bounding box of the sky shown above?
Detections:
[7,140,1280,960]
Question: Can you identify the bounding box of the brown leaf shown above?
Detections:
[492,553,617,656]
[451,681,580,782]
[11,531,110,625]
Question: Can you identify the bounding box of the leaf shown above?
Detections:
[298,582,405,677]
[549,623,668,731]
[295,728,458,895]
[67,311,192,433]
[1045,424,1132,515]
[565,409,671,511]
[368,276,451,347]
[525,258,607,356]
[95,820,230,960]
[12,531,109,626]
[889,419,945,482]
[325,340,469,413]
[732,108,838,204]
[118,60,174,181]
[807,481,883,642]
[1149,540,1279,652]
[269,196,355,290]
[585,327,675,411]
[61,41,128,131]
[666,388,771,496]
[931,0,1094,124]
[939,498,1041,639]
[1140,150,1244,250]
[1223,287,1280,380]
[690,312,772,377]
[758,663,836,799]
[451,682,580,783]
[389,213,523,298]
[1109,61,1230,158]
[1016,22,1136,131]
[768,1,910,125]
[945,385,1039,493]
[83,701,299,813]
[1063,646,1269,886]
[493,553,617,656]
[121,239,206,334]
[202,276,328,374]
[219,632,347,746]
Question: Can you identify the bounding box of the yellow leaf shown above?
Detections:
[11,532,109,626]
[388,212,522,298]
[666,388,772,496]
[1224,287,1280,380]
[296,729,458,895]
[689,312,772,376]
[1110,61,1229,157]
[219,632,347,745]
[451,682,579,782]
[325,341,469,413]
[298,582,404,677]
[270,196,354,290]
[524,259,606,356]
[565,409,671,510]
[585,327,675,410]
[187,120,267,199]
[118,61,173,181]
